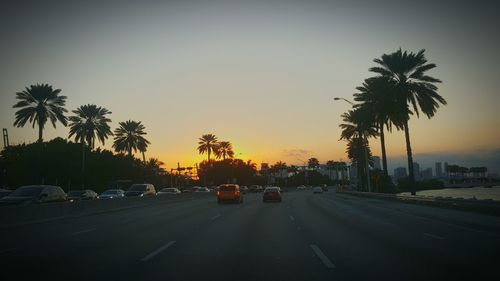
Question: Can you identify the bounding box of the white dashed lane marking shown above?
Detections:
[310,244,336,269]
[141,241,176,262]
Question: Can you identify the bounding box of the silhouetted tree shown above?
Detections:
[370,48,445,194]
[68,104,113,188]
[354,77,407,176]
[113,120,150,157]
[13,83,68,142]
[197,134,219,163]
[215,141,234,160]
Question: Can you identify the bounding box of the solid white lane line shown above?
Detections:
[0,248,17,254]
[423,232,445,240]
[211,214,221,220]
[310,244,336,269]
[141,241,176,262]
[71,228,97,236]
[289,215,295,221]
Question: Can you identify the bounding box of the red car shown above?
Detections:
[217,184,243,204]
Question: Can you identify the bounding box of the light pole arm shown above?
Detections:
[333,97,354,106]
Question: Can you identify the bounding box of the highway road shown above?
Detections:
[1,190,499,281]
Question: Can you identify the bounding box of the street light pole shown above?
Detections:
[333,97,371,192]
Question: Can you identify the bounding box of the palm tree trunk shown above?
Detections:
[208,149,211,163]
[142,151,146,164]
[38,123,43,143]
[81,141,86,188]
[379,123,388,176]
[404,121,416,195]
[128,147,132,158]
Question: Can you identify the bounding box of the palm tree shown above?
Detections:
[215,141,234,160]
[13,83,68,142]
[370,48,446,194]
[68,104,112,188]
[354,77,408,176]
[113,120,150,158]
[68,104,112,148]
[197,134,219,162]
[346,137,373,190]
[339,107,378,190]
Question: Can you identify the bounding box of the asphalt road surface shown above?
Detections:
[1,190,499,281]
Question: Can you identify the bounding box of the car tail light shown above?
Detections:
[235,191,240,196]
[217,191,220,196]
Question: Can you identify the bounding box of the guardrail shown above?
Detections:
[336,190,500,216]
[0,192,213,229]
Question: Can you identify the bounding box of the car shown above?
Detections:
[125,183,156,197]
[0,185,67,205]
[98,189,125,199]
[297,185,307,190]
[194,187,210,193]
[263,187,282,202]
[240,186,249,194]
[68,189,98,202]
[313,186,323,194]
[0,189,12,199]
[217,184,243,204]
[157,187,181,195]
[249,185,263,193]
[321,185,329,192]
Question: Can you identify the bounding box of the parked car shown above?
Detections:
[0,185,67,205]
[98,189,125,199]
[263,187,282,202]
[157,188,181,195]
[313,186,323,194]
[240,186,249,194]
[217,184,243,204]
[68,189,98,202]
[0,189,12,199]
[125,184,156,197]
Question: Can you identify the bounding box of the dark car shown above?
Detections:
[125,184,156,197]
[99,189,125,199]
[68,189,98,202]
[263,187,282,202]
[0,185,67,205]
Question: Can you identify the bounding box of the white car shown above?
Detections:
[99,189,125,199]
[157,188,181,195]
[313,186,323,194]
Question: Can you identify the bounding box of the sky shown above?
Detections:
[1,0,499,174]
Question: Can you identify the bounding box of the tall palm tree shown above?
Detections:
[346,137,373,188]
[197,134,219,162]
[307,158,320,169]
[68,104,112,148]
[113,120,150,158]
[68,104,112,188]
[370,48,446,194]
[13,83,68,142]
[353,77,408,176]
[215,141,234,160]
[339,107,378,190]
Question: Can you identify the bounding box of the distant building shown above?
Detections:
[435,162,442,178]
[413,162,421,180]
[372,156,381,170]
[394,167,407,180]
[420,168,433,180]
[444,162,449,175]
